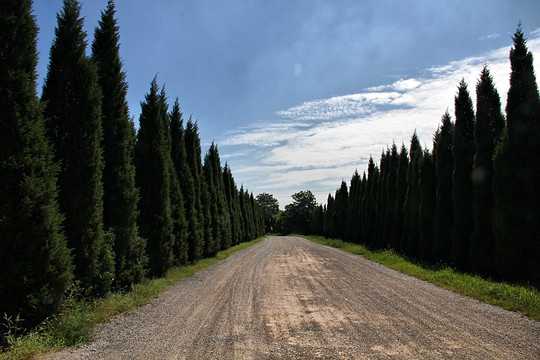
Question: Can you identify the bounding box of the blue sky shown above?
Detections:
[33,0,540,208]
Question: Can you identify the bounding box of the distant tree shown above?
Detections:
[391,145,408,250]
[92,0,146,287]
[433,112,454,263]
[0,0,73,327]
[134,78,174,276]
[451,79,475,271]
[41,0,114,295]
[418,150,437,261]
[402,131,422,257]
[470,66,505,276]
[256,193,280,233]
[325,193,336,238]
[278,190,317,235]
[493,25,540,282]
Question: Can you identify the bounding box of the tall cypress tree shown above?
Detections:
[433,112,454,263]
[169,99,189,264]
[451,79,475,271]
[470,66,505,276]
[391,144,408,250]
[493,26,540,281]
[402,131,422,257]
[41,0,114,295]
[0,0,73,326]
[134,78,174,276]
[334,181,348,240]
[184,119,206,260]
[223,163,243,245]
[165,99,188,265]
[345,170,362,243]
[418,149,437,262]
[204,143,232,250]
[381,143,398,248]
[92,0,146,287]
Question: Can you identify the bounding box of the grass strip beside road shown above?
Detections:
[0,238,263,360]
[302,235,540,322]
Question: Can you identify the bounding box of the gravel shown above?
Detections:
[44,236,540,359]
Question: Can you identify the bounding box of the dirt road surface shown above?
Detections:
[46,236,540,359]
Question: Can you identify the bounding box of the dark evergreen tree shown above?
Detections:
[493,26,540,282]
[167,99,188,264]
[418,149,437,261]
[362,156,378,246]
[0,0,73,327]
[92,0,146,287]
[402,132,422,257]
[134,78,174,276]
[41,0,114,295]
[204,143,232,252]
[391,145,408,250]
[382,143,399,248]
[325,194,336,238]
[310,204,325,236]
[451,79,475,271]
[433,112,454,263]
[184,119,206,260]
[470,66,505,276]
[334,181,349,240]
[345,170,362,243]
[375,149,389,248]
[223,163,243,245]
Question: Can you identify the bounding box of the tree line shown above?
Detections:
[284,26,539,285]
[0,0,264,329]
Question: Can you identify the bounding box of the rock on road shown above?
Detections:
[46,236,540,359]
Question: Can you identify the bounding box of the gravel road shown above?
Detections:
[45,236,540,359]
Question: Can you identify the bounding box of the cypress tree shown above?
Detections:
[402,131,422,257]
[334,181,348,240]
[382,143,399,248]
[374,149,389,248]
[470,66,505,276]
[433,112,454,263]
[493,26,540,281]
[223,163,243,245]
[345,170,362,243]
[134,78,174,276]
[325,193,335,238]
[184,119,206,259]
[391,144,408,250]
[362,156,378,246]
[451,79,475,271]
[204,143,232,250]
[92,0,146,287]
[418,149,437,261]
[41,0,114,295]
[166,99,188,264]
[0,0,73,326]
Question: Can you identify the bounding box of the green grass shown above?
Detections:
[0,238,263,360]
[302,235,540,322]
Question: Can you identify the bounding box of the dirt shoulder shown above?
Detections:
[45,236,540,359]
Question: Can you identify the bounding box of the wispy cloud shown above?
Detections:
[220,30,540,207]
[479,33,501,41]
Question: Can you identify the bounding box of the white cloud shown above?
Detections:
[479,33,501,41]
[220,30,540,207]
